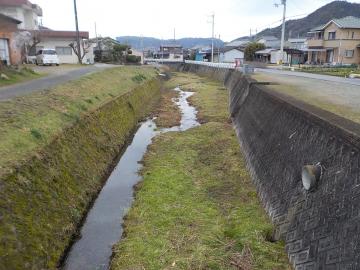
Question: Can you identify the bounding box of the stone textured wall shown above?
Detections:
[226,70,360,270]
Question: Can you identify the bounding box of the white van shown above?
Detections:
[36,49,60,66]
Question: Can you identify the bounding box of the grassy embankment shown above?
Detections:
[111,72,290,270]
[0,66,156,177]
[299,66,360,77]
[0,66,161,269]
[0,66,42,87]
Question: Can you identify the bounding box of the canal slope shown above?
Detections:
[0,67,161,270]
[110,72,290,270]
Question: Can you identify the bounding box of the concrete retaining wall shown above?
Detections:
[182,63,360,269]
[228,70,360,270]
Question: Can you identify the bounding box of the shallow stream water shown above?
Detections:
[63,87,199,270]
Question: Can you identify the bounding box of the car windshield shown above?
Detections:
[43,50,57,55]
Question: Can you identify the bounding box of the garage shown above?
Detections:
[0,38,10,65]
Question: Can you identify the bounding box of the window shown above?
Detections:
[328,32,336,40]
[43,50,57,55]
[344,50,354,58]
[352,32,355,39]
[56,47,72,55]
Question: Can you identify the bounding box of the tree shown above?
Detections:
[244,42,265,61]
[69,39,92,64]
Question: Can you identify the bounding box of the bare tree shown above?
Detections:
[69,39,91,64]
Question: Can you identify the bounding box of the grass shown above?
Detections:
[0,66,42,87]
[154,89,181,128]
[0,67,161,269]
[299,66,360,77]
[0,66,157,178]
[110,72,290,270]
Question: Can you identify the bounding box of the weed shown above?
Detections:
[132,73,147,83]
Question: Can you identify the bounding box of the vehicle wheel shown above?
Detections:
[35,61,38,66]
[56,64,59,66]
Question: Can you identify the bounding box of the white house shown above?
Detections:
[31,30,94,64]
[220,47,244,63]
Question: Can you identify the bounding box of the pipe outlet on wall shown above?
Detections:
[302,164,322,191]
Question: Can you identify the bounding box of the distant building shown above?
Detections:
[225,39,250,48]
[307,16,360,65]
[256,36,281,49]
[220,47,244,63]
[288,38,307,50]
[153,44,183,61]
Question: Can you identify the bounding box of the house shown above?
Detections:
[30,30,94,64]
[90,37,122,62]
[256,36,281,49]
[220,47,244,63]
[154,44,183,61]
[0,0,42,30]
[0,13,22,65]
[0,0,93,65]
[288,38,307,50]
[255,48,277,63]
[307,16,360,65]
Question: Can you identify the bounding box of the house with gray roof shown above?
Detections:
[307,16,360,65]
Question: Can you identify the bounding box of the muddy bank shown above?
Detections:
[0,78,161,270]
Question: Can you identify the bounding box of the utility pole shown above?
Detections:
[73,0,81,64]
[218,34,221,63]
[211,13,215,62]
[280,0,287,64]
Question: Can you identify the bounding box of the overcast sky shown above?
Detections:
[31,0,360,42]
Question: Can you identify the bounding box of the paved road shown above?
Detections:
[252,68,360,123]
[256,67,360,86]
[0,64,116,100]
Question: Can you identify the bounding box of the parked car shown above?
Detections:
[36,49,60,66]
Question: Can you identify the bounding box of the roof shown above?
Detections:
[160,44,182,48]
[310,16,360,32]
[256,36,279,41]
[288,38,307,43]
[34,30,89,39]
[223,46,244,53]
[0,13,22,24]
[225,40,250,47]
[255,48,277,55]
[0,0,31,6]
[0,0,42,16]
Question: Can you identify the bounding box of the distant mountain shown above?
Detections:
[116,36,224,50]
[233,1,360,41]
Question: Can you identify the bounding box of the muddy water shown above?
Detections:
[63,88,199,270]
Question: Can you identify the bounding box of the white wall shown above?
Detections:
[38,38,94,64]
[270,50,289,64]
[223,49,244,63]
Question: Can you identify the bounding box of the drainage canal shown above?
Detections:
[62,87,200,270]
